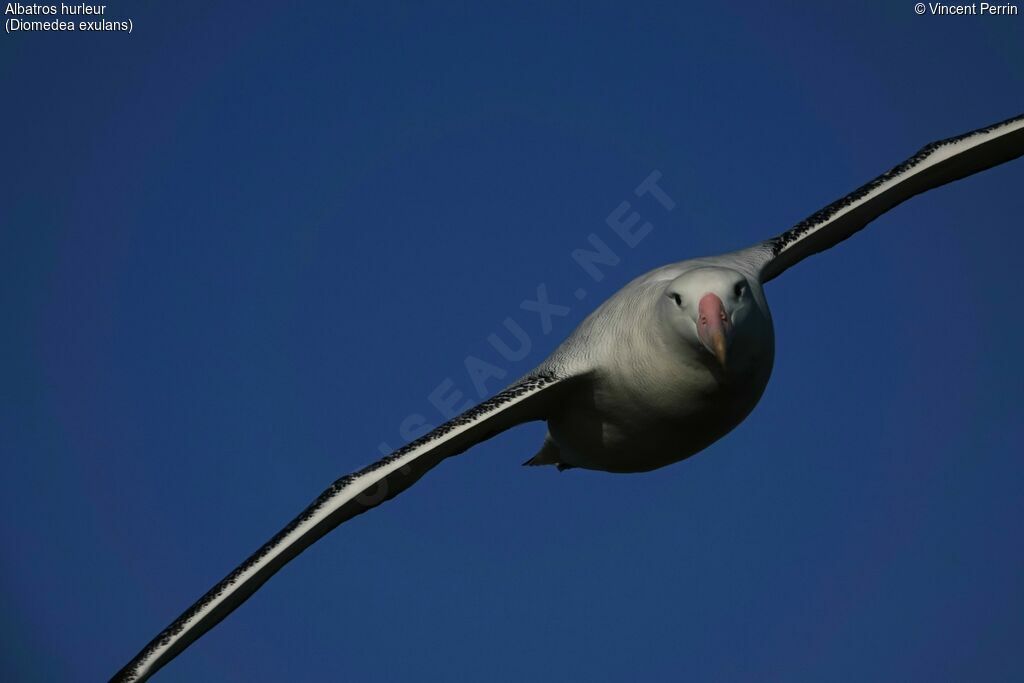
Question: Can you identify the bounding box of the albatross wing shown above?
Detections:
[111,371,569,682]
[752,112,1024,282]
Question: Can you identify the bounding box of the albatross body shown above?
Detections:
[112,112,1024,682]
[532,260,775,472]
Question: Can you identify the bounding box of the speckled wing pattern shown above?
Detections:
[111,371,562,683]
[758,112,1024,283]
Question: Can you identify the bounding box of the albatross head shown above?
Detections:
[661,266,763,370]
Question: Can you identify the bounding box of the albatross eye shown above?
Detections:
[669,293,682,307]
[734,282,746,298]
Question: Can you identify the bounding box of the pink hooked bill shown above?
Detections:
[697,293,732,368]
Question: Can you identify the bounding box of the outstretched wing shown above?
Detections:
[111,371,569,682]
[754,112,1024,283]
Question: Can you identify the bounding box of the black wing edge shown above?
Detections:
[757,111,1024,283]
[109,370,568,682]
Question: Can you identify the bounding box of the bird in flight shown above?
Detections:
[112,112,1024,682]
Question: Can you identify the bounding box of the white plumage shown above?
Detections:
[112,112,1024,682]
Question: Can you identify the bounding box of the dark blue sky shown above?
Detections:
[3,3,1023,681]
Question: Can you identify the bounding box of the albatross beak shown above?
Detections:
[697,293,732,369]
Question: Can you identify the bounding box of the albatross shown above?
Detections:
[112,111,1024,681]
